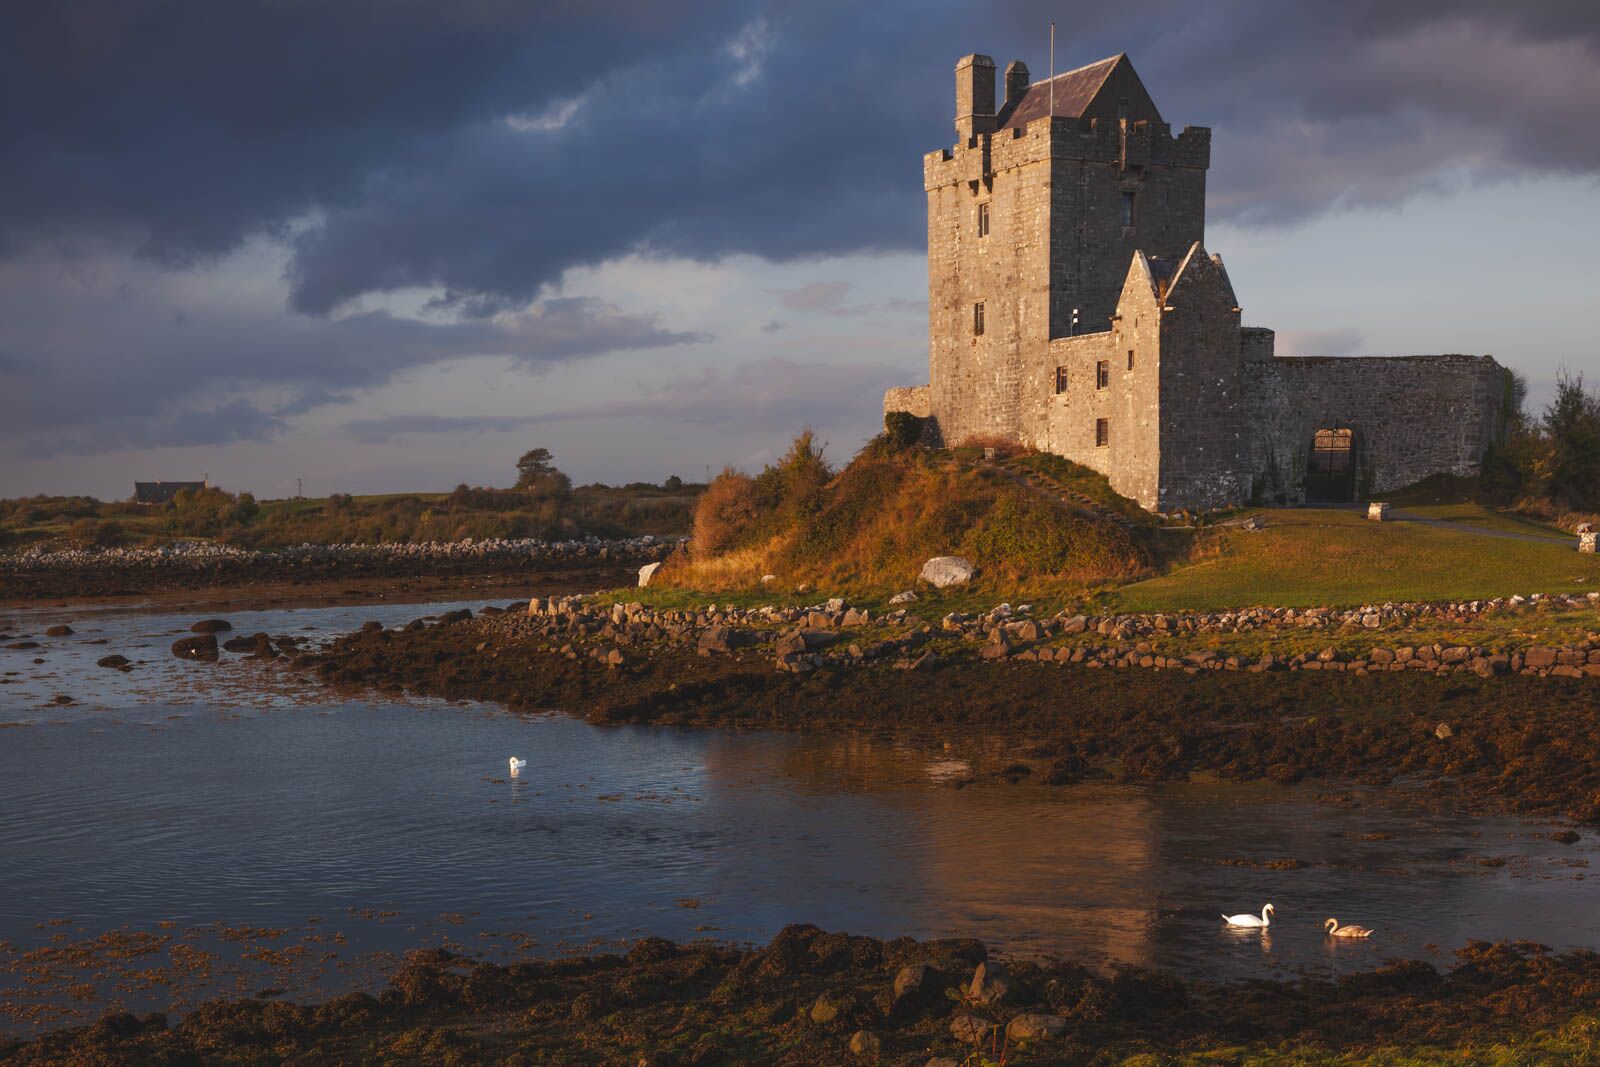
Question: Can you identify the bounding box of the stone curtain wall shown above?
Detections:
[1241,355,1507,503]
[881,386,932,420]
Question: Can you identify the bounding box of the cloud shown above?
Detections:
[0,245,708,457]
[9,2,1598,319]
[769,282,853,312]
[343,357,906,443]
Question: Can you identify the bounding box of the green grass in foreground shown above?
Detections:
[1102,506,1600,612]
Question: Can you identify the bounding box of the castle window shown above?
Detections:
[1096,360,1110,389]
[1095,418,1110,447]
[1117,98,1129,121]
[1120,192,1136,227]
[973,302,985,336]
[1127,349,1135,371]
[1054,366,1069,395]
[977,201,990,238]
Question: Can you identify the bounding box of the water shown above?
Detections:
[1,599,1596,1031]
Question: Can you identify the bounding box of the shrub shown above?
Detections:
[691,468,760,558]
[882,411,926,451]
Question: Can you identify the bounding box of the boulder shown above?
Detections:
[1005,1013,1067,1041]
[96,655,130,669]
[847,1029,881,1060]
[189,619,233,634]
[809,994,843,1025]
[638,561,663,587]
[921,556,975,588]
[171,634,219,661]
[949,1015,993,1043]
[967,960,1013,1005]
[696,627,735,655]
[45,625,73,637]
[888,591,917,605]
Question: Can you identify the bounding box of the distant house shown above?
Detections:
[133,480,209,505]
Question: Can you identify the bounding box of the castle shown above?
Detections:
[885,53,1510,512]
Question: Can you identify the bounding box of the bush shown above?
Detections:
[691,468,760,558]
[882,411,926,451]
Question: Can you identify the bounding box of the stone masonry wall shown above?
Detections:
[1046,122,1208,339]
[1043,258,1165,508]
[882,386,932,420]
[1241,355,1507,502]
[924,123,1053,447]
[1154,251,1248,512]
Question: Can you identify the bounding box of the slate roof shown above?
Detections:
[996,54,1121,130]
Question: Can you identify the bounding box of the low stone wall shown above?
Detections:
[509,589,1600,681]
[2,536,679,573]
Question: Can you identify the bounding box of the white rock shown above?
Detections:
[921,556,975,588]
[888,590,917,604]
[637,561,663,587]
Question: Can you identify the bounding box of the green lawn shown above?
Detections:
[1101,506,1599,612]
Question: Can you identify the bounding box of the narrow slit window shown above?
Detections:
[1117,98,1129,121]
[1120,191,1135,227]
[1096,360,1110,389]
[1054,366,1069,395]
[1095,418,1110,448]
[973,302,985,336]
[1127,349,1135,371]
[977,201,990,238]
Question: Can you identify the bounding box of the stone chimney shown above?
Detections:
[954,54,996,140]
[1004,60,1030,107]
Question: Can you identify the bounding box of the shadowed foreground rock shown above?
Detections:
[5,930,1599,1065]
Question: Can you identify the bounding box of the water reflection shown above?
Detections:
[0,600,1595,1029]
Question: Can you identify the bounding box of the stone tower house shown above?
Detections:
[888,52,1508,513]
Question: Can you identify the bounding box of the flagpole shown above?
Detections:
[1049,21,1055,119]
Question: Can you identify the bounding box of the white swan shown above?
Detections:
[1222,903,1274,928]
[1325,918,1373,938]
[509,756,527,775]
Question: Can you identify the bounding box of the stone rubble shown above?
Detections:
[491,587,1600,681]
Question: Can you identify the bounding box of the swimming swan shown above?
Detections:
[1222,903,1274,928]
[1325,918,1373,938]
[509,756,527,775]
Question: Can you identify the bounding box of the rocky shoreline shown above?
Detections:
[6,927,1598,1065]
[305,592,1600,822]
[0,536,675,600]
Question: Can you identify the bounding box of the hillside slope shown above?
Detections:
[660,436,1153,594]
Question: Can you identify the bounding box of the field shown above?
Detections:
[1104,504,1596,613]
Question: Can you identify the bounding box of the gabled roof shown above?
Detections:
[996,53,1160,130]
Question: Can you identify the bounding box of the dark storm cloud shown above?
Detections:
[7,1,1596,317]
[3,0,1599,470]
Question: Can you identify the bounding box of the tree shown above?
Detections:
[515,448,555,488]
[1543,370,1600,509]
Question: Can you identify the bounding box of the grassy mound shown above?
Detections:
[662,433,1151,594]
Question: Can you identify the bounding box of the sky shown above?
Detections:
[3,0,1599,500]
